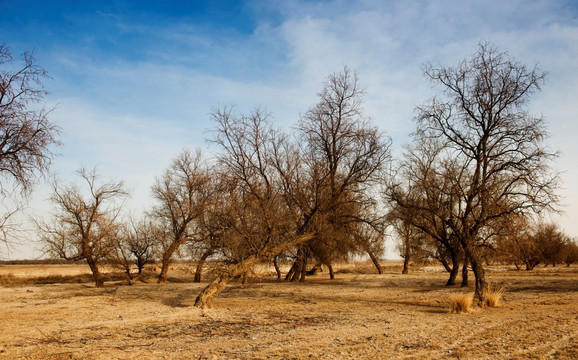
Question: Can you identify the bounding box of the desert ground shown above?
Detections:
[0,262,576,359]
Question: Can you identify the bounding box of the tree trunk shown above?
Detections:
[285,261,298,281]
[402,256,410,274]
[194,248,213,283]
[367,249,383,274]
[326,263,334,280]
[470,256,487,306]
[290,258,302,282]
[290,248,306,282]
[194,274,229,308]
[299,255,308,282]
[194,233,315,308]
[158,240,182,284]
[273,256,282,280]
[461,256,469,287]
[439,254,452,273]
[86,257,104,288]
[446,252,460,286]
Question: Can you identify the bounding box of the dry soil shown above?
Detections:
[0,262,576,359]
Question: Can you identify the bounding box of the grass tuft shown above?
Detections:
[448,293,473,314]
[483,285,505,308]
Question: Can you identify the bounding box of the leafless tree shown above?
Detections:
[194,68,391,307]
[38,167,127,287]
[0,45,60,242]
[415,42,559,305]
[561,240,578,267]
[195,106,308,300]
[385,136,468,285]
[531,222,568,267]
[150,149,212,283]
[109,216,158,284]
[292,66,391,279]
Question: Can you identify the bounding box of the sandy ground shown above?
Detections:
[0,262,577,359]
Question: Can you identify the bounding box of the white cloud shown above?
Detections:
[4,0,578,259]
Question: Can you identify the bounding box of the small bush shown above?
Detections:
[449,293,473,314]
[483,285,505,308]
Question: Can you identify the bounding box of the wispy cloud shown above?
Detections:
[1,0,577,258]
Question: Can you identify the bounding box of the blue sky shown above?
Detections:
[1,0,577,258]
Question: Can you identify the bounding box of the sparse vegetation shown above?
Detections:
[483,285,505,308]
[448,293,473,314]
[0,43,565,317]
[2,262,576,359]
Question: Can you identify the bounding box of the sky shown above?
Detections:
[0,0,577,259]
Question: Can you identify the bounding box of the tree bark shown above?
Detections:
[86,257,104,288]
[194,248,213,283]
[158,240,182,284]
[194,233,315,308]
[445,252,460,286]
[273,256,282,280]
[285,261,298,281]
[326,263,334,280]
[439,255,452,273]
[299,255,308,282]
[367,249,383,274]
[402,256,410,274]
[470,256,487,306]
[461,256,469,287]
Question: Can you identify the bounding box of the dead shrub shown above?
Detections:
[483,285,505,308]
[448,293,473,314]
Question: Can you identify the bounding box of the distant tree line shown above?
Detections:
[1,42,572,309]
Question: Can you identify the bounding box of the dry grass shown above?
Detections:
[483,284,505,308]
[0,273,17,287]
[1,263,577,359]
[0,268,129,287]
[448,293,474,313]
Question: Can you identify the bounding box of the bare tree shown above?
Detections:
[150,149,212,283]
[0,45,60,242]
[293,66,391,279]
[38,168,127,287]
[109,216,158,284]
[415,42,559,305]
[194,68,391,307]
[533,222,568,267]
[385,136,468,285]
[561,240,578,267]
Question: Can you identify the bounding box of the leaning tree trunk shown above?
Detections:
[194,233,315,308]
[446,251,460,286]
[439,255,452,273]
[194,248,213,283]
[285,261,298,281]
[367,248,384,274]
[158,240,182,284]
